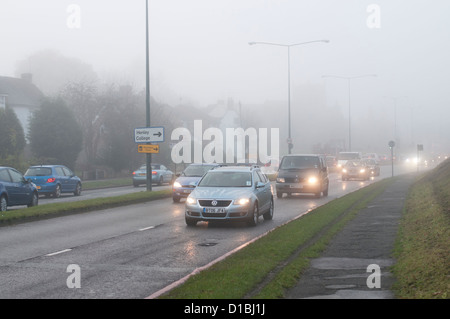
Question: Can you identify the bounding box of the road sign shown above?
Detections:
[138,144,160,154]
[134,127,164,143]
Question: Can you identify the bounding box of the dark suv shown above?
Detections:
[276,154,329,198]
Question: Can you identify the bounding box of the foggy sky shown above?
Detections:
[1,0,449,154]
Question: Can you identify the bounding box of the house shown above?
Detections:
[0,74,44,135]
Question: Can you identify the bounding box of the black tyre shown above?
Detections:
[263,199,274,221]
[28,192,39,207]
[247,202,259,226]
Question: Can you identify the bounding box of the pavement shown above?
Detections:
[285,173,416,299]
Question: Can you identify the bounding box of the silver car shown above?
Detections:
[185,166,274,226]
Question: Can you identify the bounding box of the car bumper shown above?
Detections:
[342,172,368,179]
[276,182,321,194]
[34,184,57,194]
[185,202,251,221]
[172,187,195,198]
[133,175,160,184]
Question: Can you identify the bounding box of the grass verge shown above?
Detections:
[0,189,172,225]
[392,160,450,299]
[159,177,396,299]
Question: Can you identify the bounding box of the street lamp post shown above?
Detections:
[249,40,330,154]
[322,74,377,151]
[145,0,152,191]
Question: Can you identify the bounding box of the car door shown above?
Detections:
[254,171,270,212]
[7,168,30,205]
[55,166,68,192]
[62,166,77,192]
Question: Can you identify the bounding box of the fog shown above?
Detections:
[1,0,449,157]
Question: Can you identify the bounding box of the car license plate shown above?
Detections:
[291,184,303,189]
[203,208,226,213]
[183,189,191,194]
[36,186,41,190]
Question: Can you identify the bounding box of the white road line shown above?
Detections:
[45,249,72,257]
[139,226,155,231]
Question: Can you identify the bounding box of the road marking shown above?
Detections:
[139,226,155,231]
[45,249,72,257]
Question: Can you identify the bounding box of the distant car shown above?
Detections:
[185,165,274,226]
[172,163,219,202]
[0,166,39,211]
[363,159,380,176]
[337,152,363,171]
[341,160,369,181]
[276,154,329,198]
[132,164,174,187]
[25,165,82,198]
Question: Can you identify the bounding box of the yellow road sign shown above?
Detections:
[138,144,159,153]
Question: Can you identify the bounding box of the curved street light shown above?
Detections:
[249,40,330,154]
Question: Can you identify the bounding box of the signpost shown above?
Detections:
[135,126,164,191]
[389,140,395,177]
[134,127,164,143]
[138,144,160,154]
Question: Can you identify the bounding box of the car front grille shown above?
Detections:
[198,200,232,207]
[284,177,306,183]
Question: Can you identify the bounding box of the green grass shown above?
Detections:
[0,189,172,225]
[82,178,133,190]
[392,160,450,299]
[160,178,395,299]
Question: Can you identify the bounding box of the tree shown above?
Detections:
[28,98,83,169]
[0,105,26,158]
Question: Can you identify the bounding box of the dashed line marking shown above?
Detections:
[139,226,155,231]
[45,249,72,257]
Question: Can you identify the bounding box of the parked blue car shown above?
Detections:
[24,165,82,198]
[0,166,39,211]
[172,163,220,202]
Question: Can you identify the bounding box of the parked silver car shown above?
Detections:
[185,165,274,226]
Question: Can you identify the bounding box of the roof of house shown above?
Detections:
[0,75,44,108]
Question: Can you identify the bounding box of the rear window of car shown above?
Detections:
[25,167,52,176]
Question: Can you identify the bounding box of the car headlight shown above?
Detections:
[360,169,366,173]
[342,168,347,173]
[308,176,318,184]
[234,198,250,206]
[276,177,285,183]
[186,196,197,205]
[173,181,182,188]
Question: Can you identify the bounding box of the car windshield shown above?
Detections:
[198,172,252,187]
[25,167,52,176]
[182,165,216,177]
[345,160,363,167]
[280,156,319,169]
[338,153,360,160]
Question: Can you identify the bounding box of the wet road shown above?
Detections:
[0,164,420,298]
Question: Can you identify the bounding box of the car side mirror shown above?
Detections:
[256,181,265,188]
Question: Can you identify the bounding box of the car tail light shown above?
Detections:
[47,178,56,183]
[152,171,157,175]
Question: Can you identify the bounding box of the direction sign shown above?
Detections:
[138,144,160,154]
[134,127,164,143]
